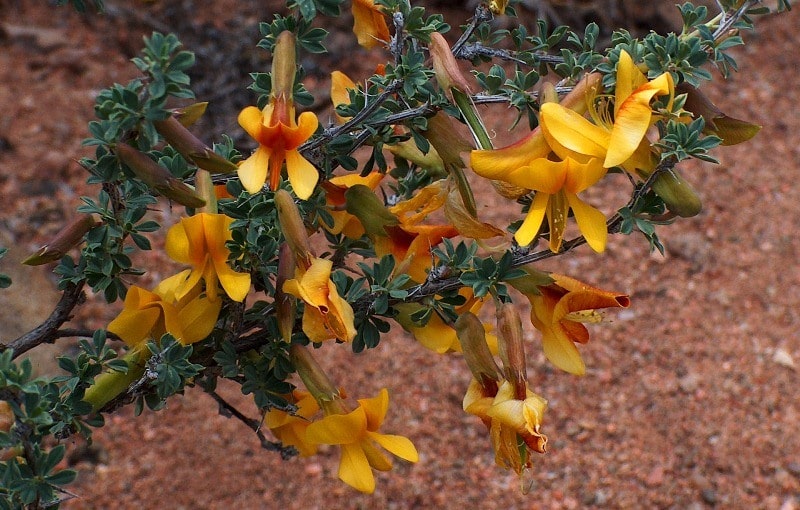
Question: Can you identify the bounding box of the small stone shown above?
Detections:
[773,348,796,370]
[679,373,700,393]
[700,488,718,505]
[780,497,797,510]
[786,461,800,478]
[645,465,664,487]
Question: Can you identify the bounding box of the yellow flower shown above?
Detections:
[282,257,357,342]
[539,50,675,171]
[463,379,547,476]
[321,172,384,239]
[528,274,630,375]
[471,137,607,252]
[330,70,358,123]
[351,0,390,49]
[237,99,319,199]
[263,389,320,457]
[374,223,459,283]
[107,279,221,349]
[165,213,251,302]
[305,388,418,494]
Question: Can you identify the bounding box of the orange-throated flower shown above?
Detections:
[351,0,390,49]
[107,278,221,349]
[282,257,357,343]
[528,274,630,375]
[238,31,319,199]
[165,212,251,303]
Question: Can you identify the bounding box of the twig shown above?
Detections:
[205,389,293,457]
[452,4,494,56]
[3,282,85,359]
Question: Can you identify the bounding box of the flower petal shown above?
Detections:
[285,149,319,200]
[540,103,610,160]
[237,106,264,140]
[358,388,389,430]
[541,325,586,375]
[566,193,607,253]
[514,191,549,246]
[176,295,222,344]
[470,132,550,180]
[238,146,272,195]
[338,443,375,493]
[369,432,419,463]
[306,407,367,445]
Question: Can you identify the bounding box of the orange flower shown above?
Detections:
[374,223,459,283]
[263,389,321,457]
[351,0,390,49]
[283,257,357,342]
[528,274,630,375]
[305,388,418,494]
[238,100,319,199]
[165,213,251,302]
[321,172,384,238]
[107,279,221,349]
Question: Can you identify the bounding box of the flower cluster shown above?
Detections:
[12,0,774,504]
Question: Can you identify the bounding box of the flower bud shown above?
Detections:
[677,83,761,146]
[289,344,343,410]
[444,182,503,239]
[455,312,501,393]
[272,31,297,101]
[23,213,97,265]
[115,142,206,209]
[344,184,399,236]
[496,303,527,399]
[641,166,703,218]
[172,102,208,127]
[154,116,238,174]
[276,243,296,342]
[430,32,472,99]
[275,189,314,268]
[83,349,148,413]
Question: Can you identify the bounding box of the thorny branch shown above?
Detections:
[3,282,85,359]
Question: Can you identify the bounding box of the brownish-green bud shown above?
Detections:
[496,303,527,399]
[455,312,501,392]
[272,31,297,101]
[430,32,473,100]
[344,184,399,237]
[275,189,314,268]
[425,113,477,217]
[115,142,206,209]
[172,102,208,127]
[677,83,761,146]
[386,137,446,177]
[153,115,238,174]
[275,243,296,343]
[23,213,97,265]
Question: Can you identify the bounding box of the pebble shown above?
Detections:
[773,348,796,370]
[787,462,800,478]
[679,373,700,393]
[701,488,718,505]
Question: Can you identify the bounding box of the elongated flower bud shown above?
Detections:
[496,303,527,399]
[115,142,205,208]
[289,344,344,410]
[455,312,501,393]
[272,31,297,101]
[276,243,296,342]
[677,83,761,146]
[172,102,208,127]
[23,214,97,265]
[153,116,238,174]
[430,32,472,99]
[275,189,314,268]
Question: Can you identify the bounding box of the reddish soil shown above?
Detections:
[1,2,799,509]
